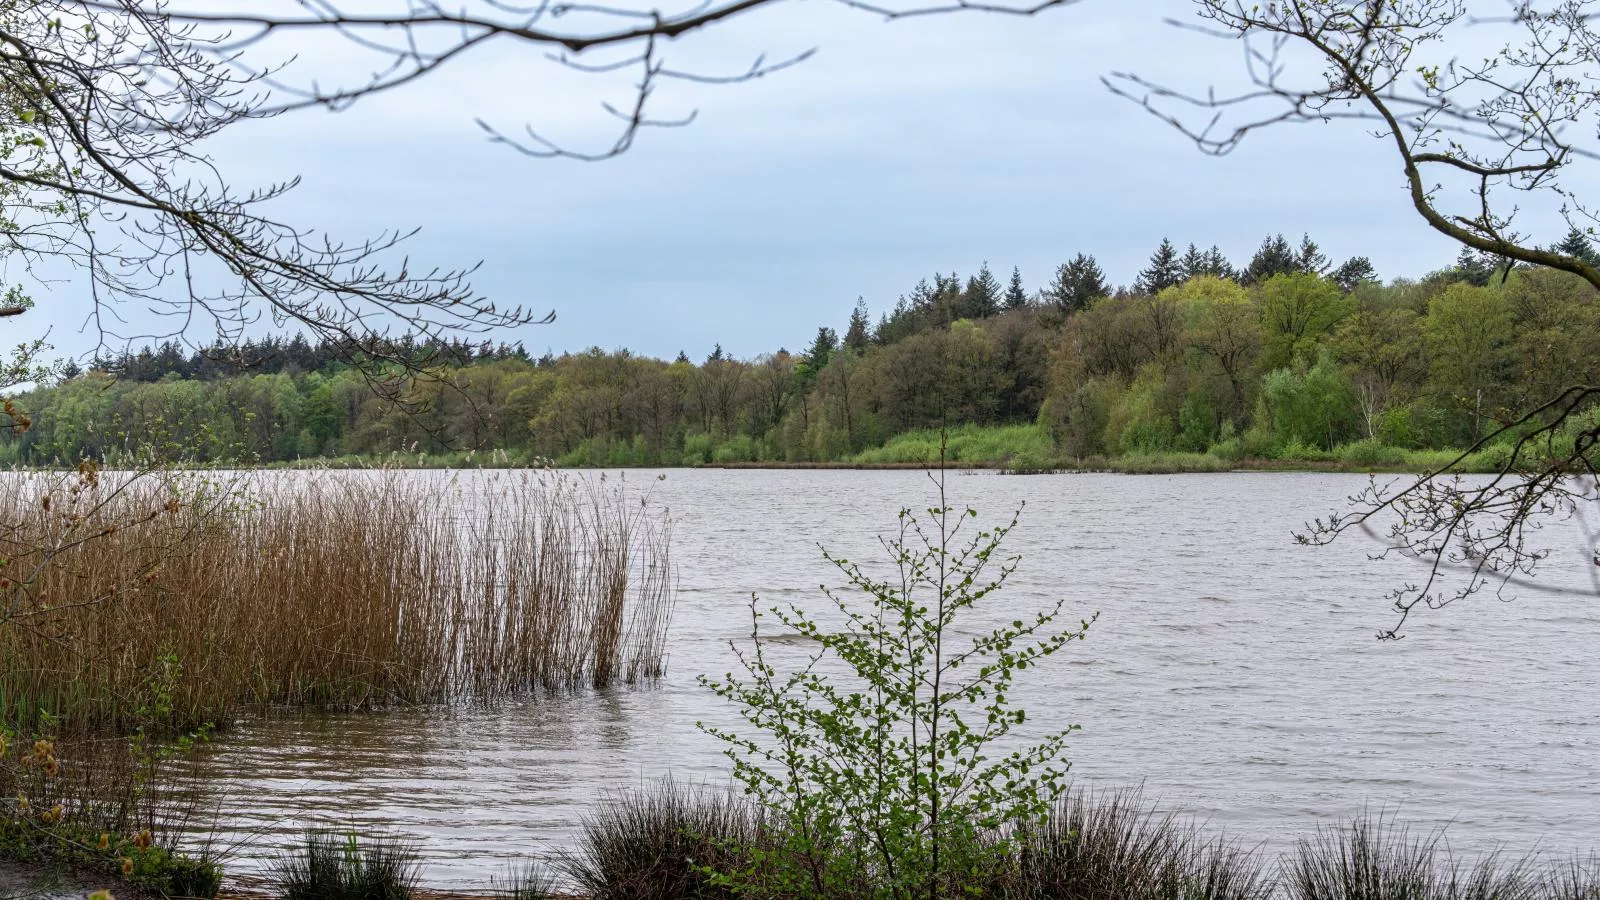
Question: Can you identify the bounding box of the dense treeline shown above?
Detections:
[5,231,1599,467]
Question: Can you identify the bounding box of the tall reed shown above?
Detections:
[0,467,675,732]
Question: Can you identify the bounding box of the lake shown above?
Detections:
[191,469,1600,886]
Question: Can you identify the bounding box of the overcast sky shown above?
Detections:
[23,0,1531,362]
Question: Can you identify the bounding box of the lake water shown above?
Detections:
[193,469,1600,886]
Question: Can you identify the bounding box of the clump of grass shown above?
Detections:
[557,781,757,900]
[999,786,1273,900]
[0,467,675,732]
[270,829,419,900]
[1542,857,1600,900]
[1284,812,1540,900]
[492,862,560,900]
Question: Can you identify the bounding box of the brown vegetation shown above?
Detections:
[0,468,675,733]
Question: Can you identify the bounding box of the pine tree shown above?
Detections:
[1242,234,1298,284]
[675,350,691,364]
[1003,266,1029,310]
[1296,233,1330,274]
[1453,245,1494,287]
[805,326,839,369]
[707,343,725,363]
[1135,238,1183,294]
[1044,254,1109,314]
[1553,226,1600,267]
[1202,246,1236,281]
[962,262,1002,319]
[844,298,871,351]
[1179,243,1208,281]
[1331,256,1377,293]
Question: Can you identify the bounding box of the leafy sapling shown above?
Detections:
[699,473,1095,899]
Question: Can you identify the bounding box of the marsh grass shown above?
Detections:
[557,781,757,900]
[547,785,1596,900]
[1285,812,1547,900]
[0,467,675,733]
[492,862,561,900]
[270,829,420,900]
[1000,787,1274,900]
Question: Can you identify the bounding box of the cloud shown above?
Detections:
[22,0,1558,362]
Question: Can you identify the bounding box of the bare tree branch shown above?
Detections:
[1110,0,1600,634]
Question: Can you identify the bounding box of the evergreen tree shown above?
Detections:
[962,262,1002,319]
[707,343,725,363]
[796,326,838,390]
[1135,238,1183,294]
[805,326,839,369]
[1044,254,1109,314]
[844,298,872,351]
[874,313,892,344]
[1179,243,1208,281]
[1202,245,1235,280]
[1552,226,1600,267]
[1003,266,1029,310]
[1296,233,1331,275]
[675,350,691,364]
[935,272,964,324]
[1242,233,1298,284]
[1331,256,1377,293]
[1452,245,1494,287]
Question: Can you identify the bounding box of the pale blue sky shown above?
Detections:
[22,1,1525,362]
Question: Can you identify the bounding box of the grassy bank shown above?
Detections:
[0,467,675,734]
[222,424,1540,475]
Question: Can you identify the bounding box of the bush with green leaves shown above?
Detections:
[699,475,1094,899]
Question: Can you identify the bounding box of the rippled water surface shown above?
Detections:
[195,470,1600,885]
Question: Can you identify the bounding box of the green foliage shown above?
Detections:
[1107,368,1174,455]
[1261,353,1359,451]
[1176,390,1219,453]
[1258,273,1350,369]
[852,423,1052,466]
[4,243,1588,473]
[699,485,1092,898]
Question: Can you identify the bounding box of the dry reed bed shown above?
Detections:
[0,467,675,732]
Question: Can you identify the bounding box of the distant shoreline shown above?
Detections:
[248,455,1450,476]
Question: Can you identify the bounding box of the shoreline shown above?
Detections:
[4,457,1461,475]
[262,456,1458,475]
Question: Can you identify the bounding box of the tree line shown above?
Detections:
[5,231,1598,467]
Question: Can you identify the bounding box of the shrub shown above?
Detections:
[0,719,222,899]
[1334,439,1409,469]
[711,434,761,464]
[700,472,1092,898]
[270,829,419,900]
[557,782,756,900]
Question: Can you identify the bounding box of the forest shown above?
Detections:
[5,231,1599,470]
